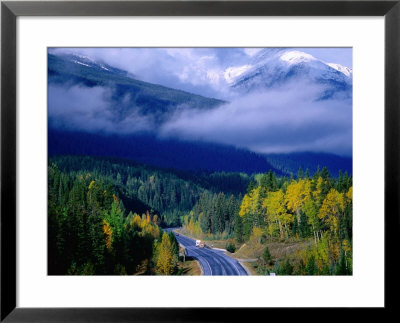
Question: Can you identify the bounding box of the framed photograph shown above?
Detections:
[1,0,399,321]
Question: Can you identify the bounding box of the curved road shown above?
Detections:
[171,231,247,276]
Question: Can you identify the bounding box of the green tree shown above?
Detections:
[305,255,317,275]
[234,212,244,242]
[297,167,304,180]
[278,259,294,275]
[262,247,272,265]
[247,180,256,194]
[336,249,351,275]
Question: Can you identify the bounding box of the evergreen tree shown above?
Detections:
[278,259,294,275]
[297,167,304,180]
[305,255,317,275]
[299,211,310,238]
[247,180,256,194]
[263,247,272,265]
[335,249,349,275]
[234,213,243,242]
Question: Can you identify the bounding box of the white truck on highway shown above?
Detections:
[195,240,205,248]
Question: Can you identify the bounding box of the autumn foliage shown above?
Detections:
[183,168,352,275]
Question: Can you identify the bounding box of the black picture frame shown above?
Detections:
[1,0,399,321]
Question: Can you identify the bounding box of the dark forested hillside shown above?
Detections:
[264,152,352,178]
[50,156,253,226]
[48,155,251,275]
[49,130,276,174]
[48,163,181,275]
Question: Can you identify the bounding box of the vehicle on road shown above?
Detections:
[174,233,247,275]
[196,240,205,248]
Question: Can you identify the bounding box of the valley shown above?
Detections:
[48,47,353,276]
[49,155,352,275]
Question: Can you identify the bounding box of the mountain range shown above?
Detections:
[49,53,225,125]
[229,48,352,100]
[48,49,352,176]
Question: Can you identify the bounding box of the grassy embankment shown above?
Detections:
[177,245,202,275]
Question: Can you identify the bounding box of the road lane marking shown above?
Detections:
[213,250,239,275]
[196,248,226,275]
[174,231,249,276]
[189,248,213,275]
[181,242,213,275]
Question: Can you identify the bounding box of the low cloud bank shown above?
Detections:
[49,80,352,156]
[159,84,352,156]
[48,85,154,134]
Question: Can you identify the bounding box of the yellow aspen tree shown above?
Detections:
[152,214,158,225]
[146,211,151,224]
[318,188,344,237]
[140,214,147,229]
[239,187,259,216]
[103,219,113,251]
[239,194,252,217]
[132,214,141,229]
[248,227,263,248]
[156,232,174,275]
[303,197,320,244]
[264,189,292,238]
[345,186,353,205]
[143,223,153,236]
[239,186,263,228]
[312,177,323,201]
[285,179,311,224]
[329,240,341,262]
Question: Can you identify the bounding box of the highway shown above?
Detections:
[170,231,248,276]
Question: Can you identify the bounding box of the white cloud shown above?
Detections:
[243,48,263,57]
[159,85,352,156]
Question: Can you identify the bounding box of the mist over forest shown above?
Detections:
[48,48,353,276]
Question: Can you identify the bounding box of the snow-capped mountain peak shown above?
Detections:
[280,50,317,65]
[326,63,352,77]
[227,48,352,99]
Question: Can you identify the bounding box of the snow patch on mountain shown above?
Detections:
[57,52,130,77]
[73,54,95,62]
[224,65,252,84]
[72,60,90,67]
[326,63,352,77]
